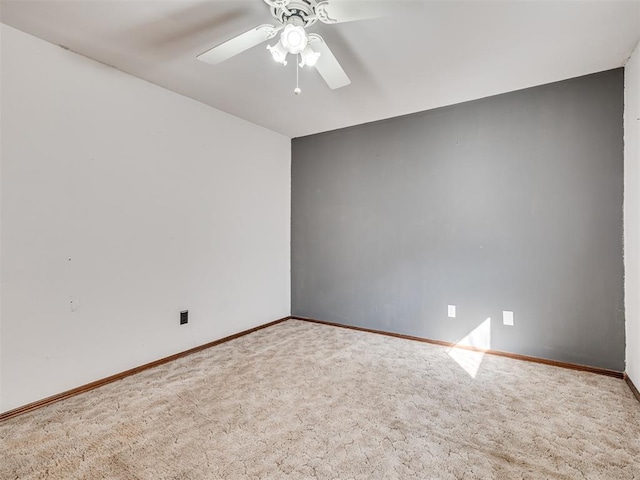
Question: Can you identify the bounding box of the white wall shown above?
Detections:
[626,40,640,386]
[0,24,291,412]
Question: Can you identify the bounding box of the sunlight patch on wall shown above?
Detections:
[447,317,491,378]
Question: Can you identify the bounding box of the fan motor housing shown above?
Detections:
[269,0,319,27]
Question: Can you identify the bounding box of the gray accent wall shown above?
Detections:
[291,69,625,371]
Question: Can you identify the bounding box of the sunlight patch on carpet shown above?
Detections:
[447,317,491,378]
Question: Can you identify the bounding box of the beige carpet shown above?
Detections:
[1,319,639,479]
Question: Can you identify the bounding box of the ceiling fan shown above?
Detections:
[197,0,413,94]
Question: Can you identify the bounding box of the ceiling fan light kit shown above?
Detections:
[197,0,405,94]
[267,24,316,68]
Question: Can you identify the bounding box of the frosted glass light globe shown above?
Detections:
[267,40,288,65]
[299,45,321,67]
[281,25,308,54]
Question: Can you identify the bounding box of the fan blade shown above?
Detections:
[197,24,281,65]
[308,34,350,90]
[316,0,422,24]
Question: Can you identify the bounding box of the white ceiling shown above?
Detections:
[1,0,639,138]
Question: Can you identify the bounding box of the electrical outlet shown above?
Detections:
[503,310,514,326]
[448,305,456,318]
[180,310,188,325]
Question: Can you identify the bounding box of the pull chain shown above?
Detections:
[294,54,301,95]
